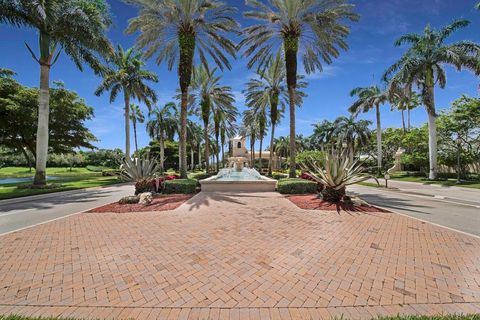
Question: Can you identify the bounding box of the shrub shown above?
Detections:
[164,179,197,194]
[271,172,288,180]
[296,150,325,166]
[277,178,317,194]
[134,178,156,195]
[118,195,140,204]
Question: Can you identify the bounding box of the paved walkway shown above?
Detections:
[0,192,480,319]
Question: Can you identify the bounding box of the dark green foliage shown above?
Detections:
[118,195,140,205]
[296,150,325,167]
[321,186,346,203]
[277,178,317,194]
[164,179,197,194]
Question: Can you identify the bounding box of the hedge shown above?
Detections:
[277,178,317,194]
[163,179,197,194]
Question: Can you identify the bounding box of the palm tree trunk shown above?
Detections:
[123,91,131,158]
[284,37,298,178]
[375,103,382,173]
[221,142,225,169]
[190,145,194,170]
[425,84,437,180]
[259,137,263,173]
[179,91,188,178]
[215,134,220,172]
[159,132,165,172]
[198,144,202,169]
[427,111,437,179]
[401,110,406,133]
[133,119,138,156]
[33,64,51,186]
[268,124,276,176]
[203,123,209,173]
[407,108,411,131]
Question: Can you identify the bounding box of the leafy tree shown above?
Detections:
[82,149,124,168]
[349,86,388,173]
[384,20,480,179]
[241,0,358,177]
[130,104,145,155]
[0,0,112,185]
[0,78,97,166]
[437,96,480,178]
[126,0,238,178]
[146,102,178,171]
[95,45,157,158]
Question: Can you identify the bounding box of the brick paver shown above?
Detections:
[1,192,479,319]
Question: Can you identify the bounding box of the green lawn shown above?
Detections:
[390,172,480,189]
[0,166,122,200]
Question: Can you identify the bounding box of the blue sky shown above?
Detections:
[1,0,479,151]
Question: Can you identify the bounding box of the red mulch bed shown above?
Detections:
[89,194,194,213]
[286,194,390,213]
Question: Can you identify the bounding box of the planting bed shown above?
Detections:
[286,193,390,213]
[89,194,193,213]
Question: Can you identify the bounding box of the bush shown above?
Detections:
[271,172,288,180]
[118,195,140,204]
[189,172,213,181]
[296,150,325,166]
[134,178,156,195]
[277,178,317,194]
[164,179,197,194]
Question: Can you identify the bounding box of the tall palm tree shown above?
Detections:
[130,104,145,155]
[192,66,236,173]
[274,135,290,168]
[390,89,420,133]
[0,0,112,185]
[384,20,480,179]
[188,122,203,170]
[241,0,358,178]
[219,123,237,168]
[243,106,268,171]
[146,102,177,170]
[95,45,157,158]
[126,0,238,178]
[239,119,260,167]
[333,116,371,161]
[349,86,388,172]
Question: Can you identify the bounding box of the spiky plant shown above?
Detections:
[125,0,239,178]
[119,156,160,182]
[241,0,358,178]
[0,0,112,185]
[301,152,377,203]
[383,20,480,179]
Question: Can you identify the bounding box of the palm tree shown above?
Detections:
[243,107,268,171]
[383,20,480,179]
[191,66,236,173]
[239,119,260,167]
[241,0,358,178]
[146,102,178,171]
[126,0,238,178]
[273,135,290,168]
[390,89,420,133]
[349,86,388,173]
[188,123,203,170]
[95,45,157,158]
[130,104,145,155]
[0,0,112,185]
[311,120,335,150]
[333,116,371,161]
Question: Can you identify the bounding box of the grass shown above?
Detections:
[0,166,122,200]
[0,166,102,178]
[390,172,480,189]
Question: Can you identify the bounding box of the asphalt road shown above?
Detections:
[0,184,133,235]
[348,184,480,237]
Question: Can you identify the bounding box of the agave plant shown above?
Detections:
[301,152,377,202]
[119,157,160,182]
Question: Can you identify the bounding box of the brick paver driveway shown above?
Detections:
[1,192,479,319]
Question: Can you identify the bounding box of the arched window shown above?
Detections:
[237,141,242,149]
